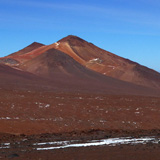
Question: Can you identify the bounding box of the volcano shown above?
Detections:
[0,35,160,94]
[2,35,160,89]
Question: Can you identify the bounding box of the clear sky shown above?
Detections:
[0,0,160,72]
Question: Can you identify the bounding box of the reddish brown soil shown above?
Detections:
[0,88,160,135]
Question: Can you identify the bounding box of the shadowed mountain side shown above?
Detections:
[19,48,160,96]
[0,64,50,90]
[20,48,90,78]
[0,64,76,92]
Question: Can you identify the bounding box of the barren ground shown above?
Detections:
[1,89,160,159]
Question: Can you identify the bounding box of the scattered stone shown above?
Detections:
[8,153,19,158]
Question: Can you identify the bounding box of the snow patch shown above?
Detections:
[36,137,158,151]
[0,117,20,120]
[55,42,60,47]
[35,102,50,108]
[89,58,102,64]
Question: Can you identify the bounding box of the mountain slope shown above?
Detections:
[19,48,160,96]
[0,64,44,90]
[54,35,160,89]
[20,48,90,78]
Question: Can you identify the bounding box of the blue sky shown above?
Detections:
[0,0,160,71]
